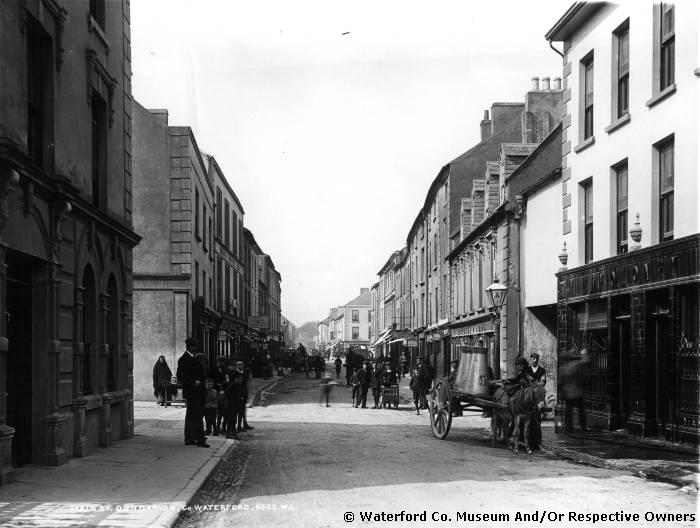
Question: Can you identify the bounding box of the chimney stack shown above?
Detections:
[553,77,562,89]
[480,109,492,142]
[540,76,551,90]
[530,76,540,91]
[148,109,169,126]
[360,287,369,294]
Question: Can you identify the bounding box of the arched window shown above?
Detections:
[106,276,119,391]
[80,266,96,395]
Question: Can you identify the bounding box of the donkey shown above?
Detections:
[491,382,546,454]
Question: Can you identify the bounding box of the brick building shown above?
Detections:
[0,0,140,481]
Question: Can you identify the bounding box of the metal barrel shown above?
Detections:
[452,346,490,395]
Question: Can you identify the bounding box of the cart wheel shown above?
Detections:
[429,378,452,440]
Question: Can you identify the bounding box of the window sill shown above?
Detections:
[88,15,111,55]
[646,83,676,108]
[605,113,631,134]
[574,136,595,154]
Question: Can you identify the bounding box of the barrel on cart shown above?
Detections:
[428,346,509,441]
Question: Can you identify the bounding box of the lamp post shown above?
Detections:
[485,278,508,379]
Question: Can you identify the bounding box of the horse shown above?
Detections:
[491,382,546,454]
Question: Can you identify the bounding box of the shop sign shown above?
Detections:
[406,339,418,347]
[451,321,494,338]
[248,316,269,329]
[218,330,227,342]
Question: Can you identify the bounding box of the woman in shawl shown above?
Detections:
[153,355,174,405]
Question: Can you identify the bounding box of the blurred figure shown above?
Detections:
[559,349,591,433]
[399,353,408,378]
[319,375,335,407]
[409,367,421,415]
[334,356,343,379]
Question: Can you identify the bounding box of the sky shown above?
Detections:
[130,0,568,326]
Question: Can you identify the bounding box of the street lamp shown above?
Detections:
[485,278,508,379]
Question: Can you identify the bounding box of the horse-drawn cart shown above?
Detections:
[428,346,507,440]
[428,346,546,454]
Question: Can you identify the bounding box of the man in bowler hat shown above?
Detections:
[176,337,209,447]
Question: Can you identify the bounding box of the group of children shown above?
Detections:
[203,358,250,439]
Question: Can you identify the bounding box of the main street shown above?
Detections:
[174,370,696,528]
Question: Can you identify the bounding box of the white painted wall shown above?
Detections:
[562,2,698,267]
[521,178,562,308]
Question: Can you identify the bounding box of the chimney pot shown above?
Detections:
[540,76,551,90]
[553,77,562,89]
[483,110,489,120]
[530,76,540,90]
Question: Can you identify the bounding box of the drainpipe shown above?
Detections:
[548,39,565,59]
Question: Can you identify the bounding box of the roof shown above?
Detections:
[545,2,608,41]
[202,153,246,214]
[345,290,371,307]
[377,250,402,276]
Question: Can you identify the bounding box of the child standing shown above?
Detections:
[223,367,245,438]
[409,367,421,415]
[350,367,360,407]
[204,379,218,435]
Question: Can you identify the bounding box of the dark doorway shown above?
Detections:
[611,296,631,428]
[6,253,34,467]
[646,290,673,436]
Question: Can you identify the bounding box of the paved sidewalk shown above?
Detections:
[0,376,281,528]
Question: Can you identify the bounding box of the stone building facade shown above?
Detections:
[131,102,215,401]
[0,0,139,482]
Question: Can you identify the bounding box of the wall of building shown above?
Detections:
[560,2,698,266]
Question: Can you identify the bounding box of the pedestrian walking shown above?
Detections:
[370,361,382,408]
[417,357,435,410]
[152,355,175,406]
[319,376,334,407]
[350,367,360,406]
[176,338,209,448]
[208,356,227,434]
[409,367,421,415]
[236,360,255,431]
[559,349,590,433]
[334,357,342,379]
[399,353,408,378]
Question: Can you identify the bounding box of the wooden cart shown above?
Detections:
[428,346,509,441]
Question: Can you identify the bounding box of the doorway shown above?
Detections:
[611,297,631,428]
[646,291,672,436]
[6,252,34,467]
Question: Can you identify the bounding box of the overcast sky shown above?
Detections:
[131,0,567,326]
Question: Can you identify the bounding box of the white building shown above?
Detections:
[546,1,699,442]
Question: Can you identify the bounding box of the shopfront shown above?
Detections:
[556,234,699,443]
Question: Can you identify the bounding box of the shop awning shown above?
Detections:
[371,329,392,348]
[388,330,413,344]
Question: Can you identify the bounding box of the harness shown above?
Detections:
[510,384,537,415]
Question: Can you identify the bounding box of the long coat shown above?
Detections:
[152,359,172,394]
[177,351,205,402]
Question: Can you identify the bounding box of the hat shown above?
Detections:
[529,352,540,358]
[515,356,529,367]
[450,360,459,366]
[185,337,198,348]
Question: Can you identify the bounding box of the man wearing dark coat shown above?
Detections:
[417,357,435,409]
[176,338,209,447]
[370,361,382,408]
[357,361,371,408]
